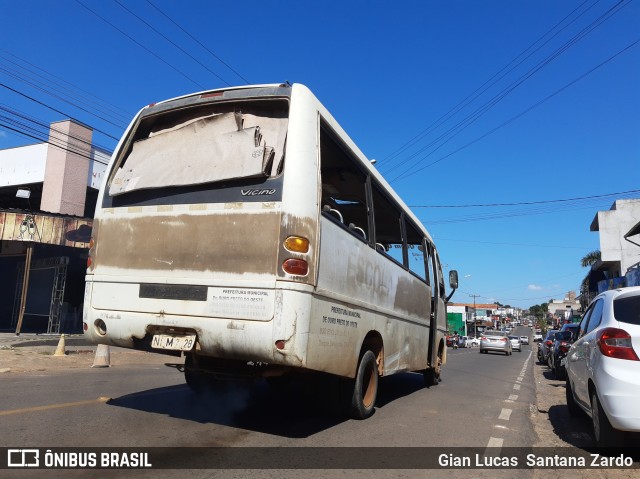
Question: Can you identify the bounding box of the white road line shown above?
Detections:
[513,383,521,390]
[499,408,512,421]
[508,394,518,401]
[486,437,504,449]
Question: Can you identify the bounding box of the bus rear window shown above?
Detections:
[109,101,288,196]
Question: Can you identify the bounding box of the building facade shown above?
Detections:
[589,199,640,297]
[0,120,108,333]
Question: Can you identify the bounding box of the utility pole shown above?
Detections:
[469,294,480,336]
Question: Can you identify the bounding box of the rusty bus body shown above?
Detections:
[83,83,457,418]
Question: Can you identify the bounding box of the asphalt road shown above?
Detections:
[1,337,539,479]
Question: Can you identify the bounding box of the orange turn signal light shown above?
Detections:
[284,236,309,253]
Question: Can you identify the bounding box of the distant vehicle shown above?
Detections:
[537,330,558,364]
[465,337,480,348]
[508,336,522,352]
[548,323,579,379]
[533,332,543,342]
[519,335,529,345]
[480,331,512,356]
[566,287,640,446]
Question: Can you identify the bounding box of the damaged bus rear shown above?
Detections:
[84,83,457,418]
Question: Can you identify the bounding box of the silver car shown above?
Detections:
[508,336,522,352]
[480,331,513,355]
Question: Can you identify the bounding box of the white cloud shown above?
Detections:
[528,284,543,291]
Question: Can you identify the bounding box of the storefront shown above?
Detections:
[0,210,92,334]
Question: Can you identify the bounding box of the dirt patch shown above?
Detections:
[0,345,180,373]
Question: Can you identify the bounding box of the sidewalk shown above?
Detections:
[0,332,176,373]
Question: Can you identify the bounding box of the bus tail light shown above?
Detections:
[284,236,309,253]
[597,328,639,361]
[282,259,308,276]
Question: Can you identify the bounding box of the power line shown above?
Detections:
[380,0,600,168]
[1,83,121,142]
[0,66,128,132]
[387,0,634,182]
[392,36,640,183]
[113,0,233,87]
[0,104,114,154]
[0,50,132,125]
[145,0,250,85]
[74,0,205,90]
[0,121,109,165]
[433,237,589,250]
[410,188,640,208]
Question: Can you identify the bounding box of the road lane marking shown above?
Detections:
[508,394,518,401]
[499,408,512,421]
[0,397,110,416]
[486,437,503,449]
[513,383,521,390]
[517,376,523,382]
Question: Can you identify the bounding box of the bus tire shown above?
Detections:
[424,352,442,387]
[184,353,209,394]
[424,368,438,387]
[349,350,378,419]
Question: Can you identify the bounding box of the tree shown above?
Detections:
[580,250,601,310]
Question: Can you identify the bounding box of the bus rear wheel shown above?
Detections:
[184,353,210,394]
[424,354,442,387]
[349,350,378,419]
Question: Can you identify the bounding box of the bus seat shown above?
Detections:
[322,204,344,223]
[348,223,367,240]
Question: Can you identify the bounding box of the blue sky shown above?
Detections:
[1,1,638,309]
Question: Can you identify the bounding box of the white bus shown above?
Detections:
[83,83,458,419]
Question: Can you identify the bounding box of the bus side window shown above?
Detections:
[425,242,435,288]
[434,250,446,299]
[405,220,427,282]
[319,123,369,241]
[371,184,404,266]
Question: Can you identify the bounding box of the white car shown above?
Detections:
[465,337,480,347]
[519,335,529,345]
[565,286,640,446]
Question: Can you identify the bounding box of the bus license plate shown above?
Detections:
[151,334,196,351]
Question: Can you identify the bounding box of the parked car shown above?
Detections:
[548,323,580,379]
[537,330,558,364]
[508,336,522,352]
[480,331,512,356]
[565,286,640,446]
[519,335,529,345]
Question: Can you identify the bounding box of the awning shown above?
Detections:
[0,210,92,248]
